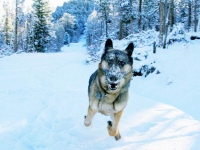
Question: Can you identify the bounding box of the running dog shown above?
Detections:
[84,39,134,140]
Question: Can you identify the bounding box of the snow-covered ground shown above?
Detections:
[0,37,200,150]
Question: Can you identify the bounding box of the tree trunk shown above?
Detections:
[88,34,91,46]
[100,22,103,37]
[125,22,128,37]
[138,0,142,31]
[153,42,156,53]
[25,21,28,52]
[198,15,200,32]
[4,7,9,45]
[14,0,18,52]
[194,0,197,32]
[159,0,164,46]
[130,0,133,34]
[163,0,169,49]
[130,18,133,34]
[188,0,192,31]
[169,0,174,32]
[105,21,108,37]
[103,4,108,37]
[119,20,123,40]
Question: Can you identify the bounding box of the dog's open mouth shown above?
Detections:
[108,83,119,91]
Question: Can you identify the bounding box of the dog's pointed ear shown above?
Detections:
[104,39,113,52]
[125,42,134,56]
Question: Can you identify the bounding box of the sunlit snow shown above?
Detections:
[0,36,200,149]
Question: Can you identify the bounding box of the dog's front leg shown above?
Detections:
[84,106,96,126]
[107,110,123,140]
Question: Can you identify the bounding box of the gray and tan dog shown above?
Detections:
[84,39,134,140]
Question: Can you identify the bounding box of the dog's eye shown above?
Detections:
[119,61,125,66]
[108,59,113,64]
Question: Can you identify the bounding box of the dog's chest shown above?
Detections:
[98,101,115,115]
[91,93,125,115]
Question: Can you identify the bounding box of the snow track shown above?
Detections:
[0,39,200,149]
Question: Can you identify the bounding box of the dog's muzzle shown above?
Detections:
[108,82,119,91]
[103,65,124,91]
[107,74,121,91]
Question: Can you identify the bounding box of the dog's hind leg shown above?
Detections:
[84,106,96,127]
[107,110,123,140]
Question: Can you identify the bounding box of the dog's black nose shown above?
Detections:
[109,75,118,82]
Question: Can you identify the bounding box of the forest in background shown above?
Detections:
[0,0,199,57]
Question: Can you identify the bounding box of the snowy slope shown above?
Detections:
[0,37,200,150]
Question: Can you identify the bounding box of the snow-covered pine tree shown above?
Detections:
[0,26,3,46]
[50,22,65,51]
[193,0,200,32]
[99,0,112,37]
[3,2,13,46]
[64,32,70,46]
[55,23,65,50]
[26,13,35,52]
[0,1,15,56]
[14,0,25,52]
[117,0,135,39]
[142,0,159,31]
[59,12,75,42]
[85,9,105,62]
[46,23,57,52]
[85,9,101,48]
[52,0,94,42]
[15,0,26,52]
[32,0,50,53]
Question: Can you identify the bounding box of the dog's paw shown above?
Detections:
[84,116,91,127]
[107,121,112,126]
[115,132,121,141]
[107,121,118,136]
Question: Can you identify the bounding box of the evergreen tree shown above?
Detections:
[0,26,4,46]
[142,0,159,31]
[59,12,75,42]
[55,23,65,50]
[26,13,35,52]
[3,2,13,46]
[32,0,50,52]
[188,0,192,31]
[55,23,65,51]
[48,22,65,52]
[85,9,101,47]
[14,0,25,52]
[52,0,94,42]
[117,0,136,39]
[98,0,112,37]
[64,32,70,46]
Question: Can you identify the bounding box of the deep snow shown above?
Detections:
[0,37,200,150]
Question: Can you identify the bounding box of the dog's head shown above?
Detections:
[99,39,134,93]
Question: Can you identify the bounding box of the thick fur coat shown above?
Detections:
[84,39,134,140]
